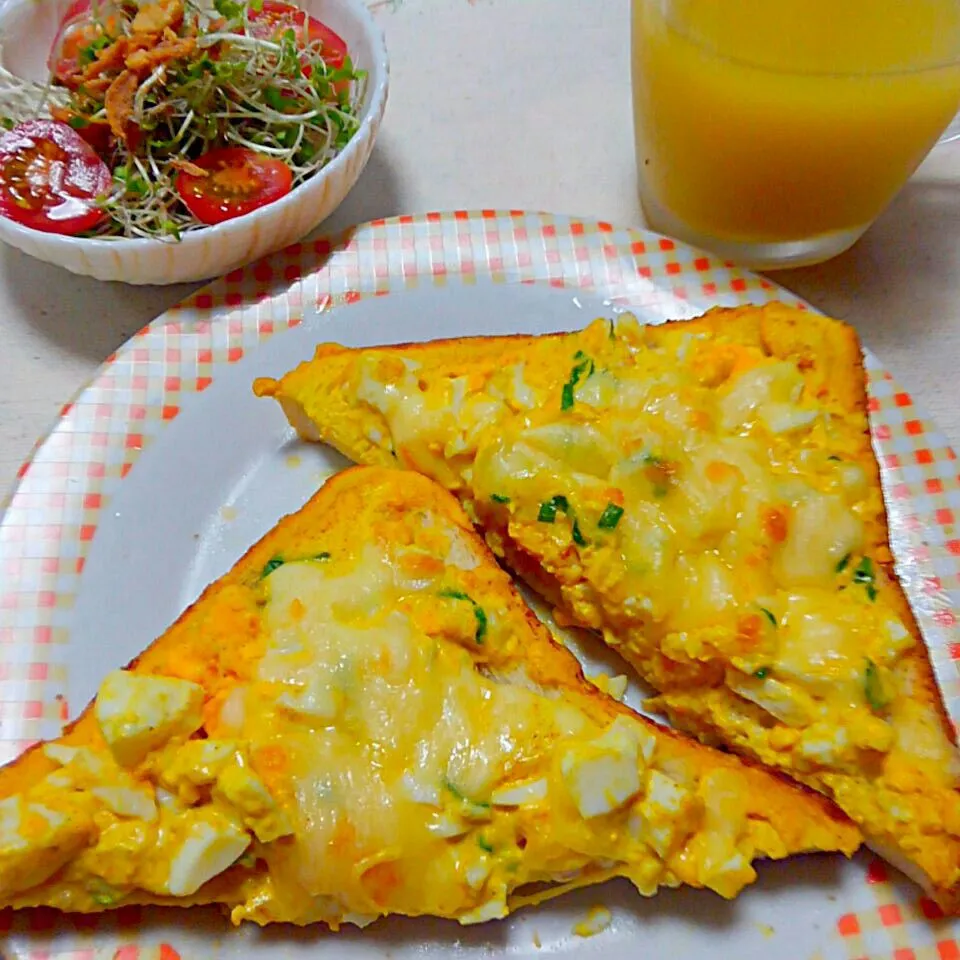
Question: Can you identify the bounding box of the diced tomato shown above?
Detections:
[0,120,112,234]
[175,146,292,224]
[246,1,348,84]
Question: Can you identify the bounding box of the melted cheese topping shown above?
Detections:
[343,316,960,853]
[0,507,786,925]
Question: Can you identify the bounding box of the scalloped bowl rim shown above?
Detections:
[0,0,388,258]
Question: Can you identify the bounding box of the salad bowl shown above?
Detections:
[0,0,388,284]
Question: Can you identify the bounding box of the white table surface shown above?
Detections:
[2,0,959,498]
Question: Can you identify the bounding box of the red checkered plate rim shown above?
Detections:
[1,210,959,960]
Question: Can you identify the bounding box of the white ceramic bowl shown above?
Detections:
[0,0,388,284]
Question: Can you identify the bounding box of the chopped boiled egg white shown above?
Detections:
[0,795,93,895]
[215,765,293,843]
[96,670,204,766]
[91,787,158,822]
[561,718,644,818]
[631,769,694,858]
[490,778,548,807]
[164,811,251,897]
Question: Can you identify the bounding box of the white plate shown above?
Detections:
[2,211,959,960]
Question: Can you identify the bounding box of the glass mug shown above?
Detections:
[631,0,960,269]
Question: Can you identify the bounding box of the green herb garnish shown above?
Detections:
[560,353,594,411]
[598,503,624,530]
[853,556,878,601]
[571,520,587,546]
[473,605,488,643]
[491,494,510,504]
[439,590,487,644]
[864,659,890,712]
[477,836,495,853]
[444,779,490,810]
[78,34,111,66]
[538,495,569,523]
[261,556,285,578]
[759,607,778,628]
[753,667,770,680]
[835,553,851,574]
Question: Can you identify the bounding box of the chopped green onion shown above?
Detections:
[312,552,331,562]
[473,606,488,643]
[261,556,284,578]
[759,607,778,628]
[439,590,487,643]
[440,589,470,601]
[835,553,851,573]
[538,495,569,522]
[560,354,594,411]
[753,667,770,680]
[598,503,624,530]
[477,836,495,853]
[444,779,490,809]
[853,556,878,601]
[571,520,587,547]
[491,494,510,504]
[864,658,889,712]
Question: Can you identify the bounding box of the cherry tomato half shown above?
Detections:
[176,146,292,225]
[0,119,112,234]
[247,1,348,77]
[48,0,120,87]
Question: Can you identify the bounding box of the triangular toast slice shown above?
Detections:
[254,303,960,910]
[0,466,856,928]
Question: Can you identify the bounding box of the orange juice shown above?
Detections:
[632,0,960,265]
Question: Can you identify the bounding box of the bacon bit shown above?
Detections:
[762,506,789,543]
[126,35,197,73]
[77,75,113,96]
[169,157,208,177]
[132,0,184,35]
[77,36,129,83]
[104,69,140,143]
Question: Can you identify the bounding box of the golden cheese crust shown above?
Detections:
[0,466,857,924]
[255,303,960,911]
